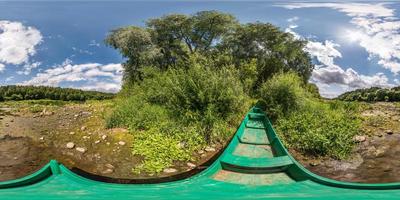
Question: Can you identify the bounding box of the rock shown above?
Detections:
[353,135,366,143]
[102,168,114,174]
[81,126,87,131]
[69,132,75,135]
[118,141,126,146]
[106,142,110,145]
[76,147,87,153]
[94,140,101,144]
[105,163,115,169]
[205,147,216,152]
[309,162,319,167]
[82,136,90,140]
[198,150,205,154]
[101,135,107,140]
[10,119,14,122]
[5,123,9,127]
[211,144,216,148]
[39,136,44,140]
[374,149,385,157]
[66,142,75,149]
[187,162,196,168]
[163,168,177,173]
[385,130,394,135]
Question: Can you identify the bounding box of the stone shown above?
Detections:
[69,132,75,135]
[101,135,107,140]
[309,162,319,167]
[10,119,14,122]
[76,147,87,153]
[5,123,9,127]
[81,126,87,131]
[163,168,177,173]
[374,149,385,157]
[385,130,394,135]
[205,147,216,152]
[198,150,205,154]
[102,168,114,174]
[187,162,196,168]
[94,140,101,144]
[66,142,75,149]
[118,141,126,146]
[39,136,44,140]
[105,163,115,169]
[353,135,366,143]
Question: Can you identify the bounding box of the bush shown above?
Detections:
[258,72,306,121]
[106,65,250,173]
[276,100,360,159]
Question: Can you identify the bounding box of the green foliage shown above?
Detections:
[131,127,203,174]
[258,72,306,121]
[276,100,361,159]
[105,11,313,92]
[0,85,114,101]
[337,87,400,102]
[106,66,249,173]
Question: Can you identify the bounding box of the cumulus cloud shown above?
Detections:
[23,59,123,93]
[0,21,42,72]
[0,63,4,73]
[277,2,400,75]
[285,19,392,97]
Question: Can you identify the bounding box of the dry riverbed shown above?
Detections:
[0,100,220,182]
[295,102,400,183]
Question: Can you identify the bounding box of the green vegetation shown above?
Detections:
[0,85,114,101]
[104,11,361,173]
[338,86,400,102]
[259,73,361,159]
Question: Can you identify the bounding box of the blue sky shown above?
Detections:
[0,1,399,97]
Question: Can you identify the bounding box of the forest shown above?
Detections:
[0,85,114,101]
[337,87,400,102]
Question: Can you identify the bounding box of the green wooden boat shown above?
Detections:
[1,107,400,199]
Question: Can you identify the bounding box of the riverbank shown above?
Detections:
[294,102,400,183]
[0,100,220,181]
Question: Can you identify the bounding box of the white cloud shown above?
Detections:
[278,3,400,75]
[0,21,42,71]
[0,63,4,73]
[285,21,393,97]
[17,61,41,75]
[23,60,123,93]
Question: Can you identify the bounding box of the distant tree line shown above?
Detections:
[337,87,400,102]
[0,85,114,101]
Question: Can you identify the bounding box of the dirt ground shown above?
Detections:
[294,102,400,183]
[0,101,220,182]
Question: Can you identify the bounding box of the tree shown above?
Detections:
[222,22,313,88]
[105,11,314,93]
[105,26,155,83]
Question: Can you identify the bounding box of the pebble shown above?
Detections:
[385,130,394,135]
[76,147,87,153]
[163,168,177,173]
[198,150,205,154]
[102,168,114,174]
[187,162,196,168]
[66,142,75,149]
[105,163,115,169]
[39,136,44,140]
[94,140,101,144]
[205,147,216,152]
[101,135,107,140]
[118,141,126,146]
[353,135,366,143]
[81,126,87,131]
[69,131,75,135]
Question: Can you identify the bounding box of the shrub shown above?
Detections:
[276,100,361,159]
[258,72,306,121]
